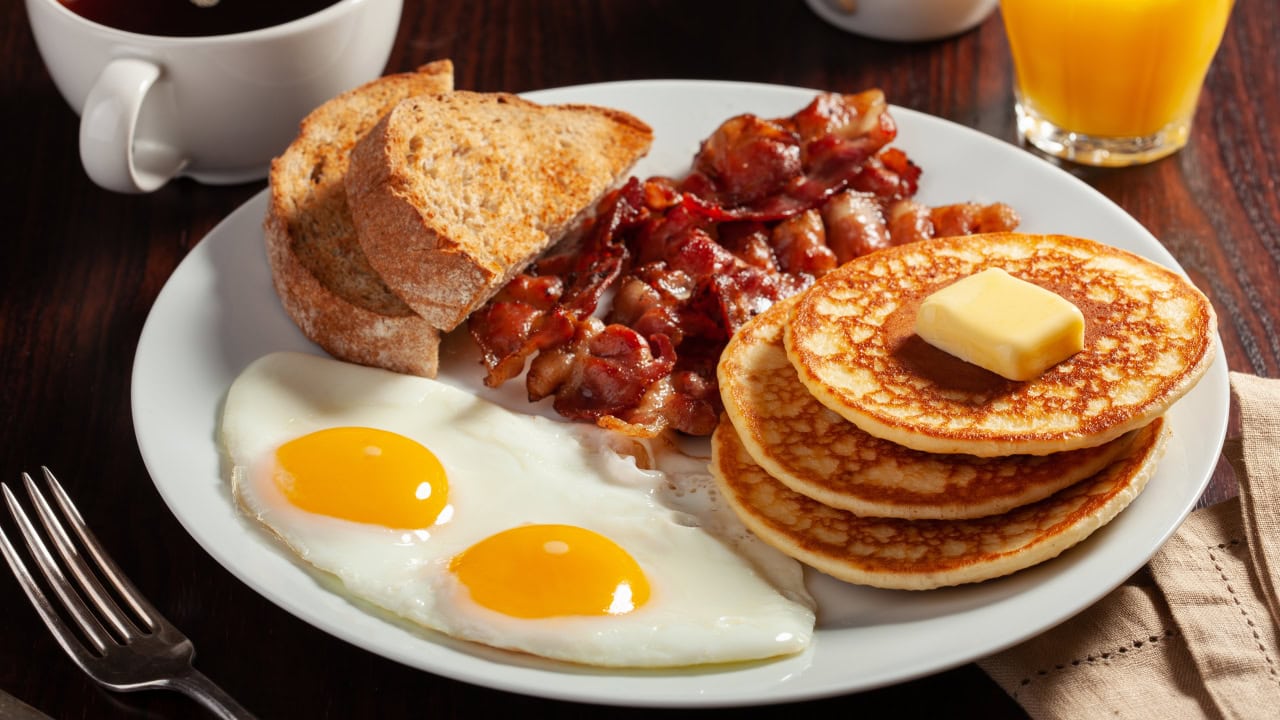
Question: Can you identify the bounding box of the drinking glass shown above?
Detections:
[1001,0,1233,167]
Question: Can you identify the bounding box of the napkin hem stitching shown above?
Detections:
[1205,543,1280,685]
[1010,629,1179,699]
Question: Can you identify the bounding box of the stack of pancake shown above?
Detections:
[711,233,1217,590]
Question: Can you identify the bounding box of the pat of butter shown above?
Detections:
[915,268,1084,382]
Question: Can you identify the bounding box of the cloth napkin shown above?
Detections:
[979,372,1280,719]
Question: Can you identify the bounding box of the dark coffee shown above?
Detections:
[58,0,342,37]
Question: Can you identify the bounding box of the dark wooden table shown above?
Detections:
[2,1,1276,718]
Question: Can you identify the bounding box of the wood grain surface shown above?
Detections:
[1,1,1276,718]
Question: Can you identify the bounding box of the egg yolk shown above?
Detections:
[273,427,447,529]
[448,524,651,619]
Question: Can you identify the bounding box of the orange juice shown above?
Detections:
[1002,0,1232,143]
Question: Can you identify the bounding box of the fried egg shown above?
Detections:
[220,352,814,668]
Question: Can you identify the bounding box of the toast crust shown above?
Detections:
[345,91,653,331]
[264,60,455,377]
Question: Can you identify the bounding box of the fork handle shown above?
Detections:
[168,668,258,720]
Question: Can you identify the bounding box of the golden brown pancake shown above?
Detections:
[710,415,1168,590]
[784,233,1215,456]
[718,295,1141,520]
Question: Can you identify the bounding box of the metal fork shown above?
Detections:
[0,468,256,719]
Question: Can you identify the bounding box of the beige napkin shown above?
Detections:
[980,372,1280,719]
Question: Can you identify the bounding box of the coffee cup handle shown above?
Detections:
[79,58,187,193]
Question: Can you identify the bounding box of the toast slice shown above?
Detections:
[264,60,454,377]
[344,91,653,331]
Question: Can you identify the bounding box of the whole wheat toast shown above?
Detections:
[264,60,454,377]
[344,91,653,331]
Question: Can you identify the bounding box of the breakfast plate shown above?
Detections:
[131,80,1229,707]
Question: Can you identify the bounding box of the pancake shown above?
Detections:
[709,415,1168,590]
[784,233,1215,456]
[718,294,1141,520]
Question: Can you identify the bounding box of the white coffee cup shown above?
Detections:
[805,0,997,42]
[25,0,404,193]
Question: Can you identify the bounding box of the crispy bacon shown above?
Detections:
[469,275,573,386]
[468,90,1020,437]
[822,190,891,263]
[887,199,1021,245]
[770,208,836,275]
[548,322,676,423]
[678,89,901,223]
[690,114,801,207]
[848,147,921,201]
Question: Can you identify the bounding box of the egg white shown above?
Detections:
[220,352,815,668]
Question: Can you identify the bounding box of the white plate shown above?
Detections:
[132,80,1229,707]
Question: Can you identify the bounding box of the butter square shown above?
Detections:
[915,267,1085,381]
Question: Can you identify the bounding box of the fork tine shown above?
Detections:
[24,470,137,641]
[0,513,102,674]
[39,467,162,629]
[7,474,257,719]
[1,481,110,655]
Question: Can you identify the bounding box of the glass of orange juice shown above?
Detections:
[1001,0,1233,167]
